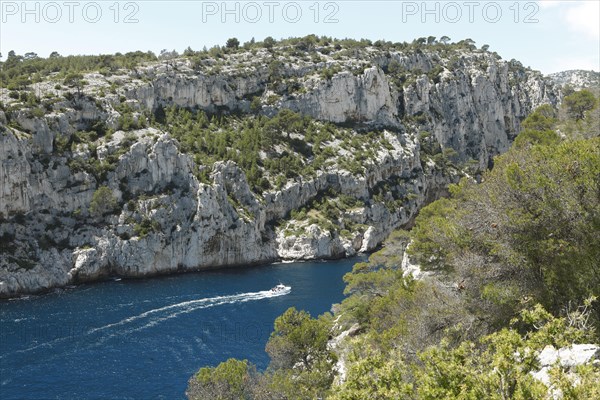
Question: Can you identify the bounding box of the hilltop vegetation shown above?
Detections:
[187,91,600,399]
[0,35,492,90]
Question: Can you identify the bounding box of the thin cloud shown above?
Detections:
[538,1,600,39]
[565,1,600,40]
[537,0,569,9]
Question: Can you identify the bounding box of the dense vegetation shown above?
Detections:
[157,106,394,192]
[187,91,600,399]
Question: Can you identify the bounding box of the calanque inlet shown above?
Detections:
[1,35,599,400]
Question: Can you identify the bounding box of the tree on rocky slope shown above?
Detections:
[226,38,240,49]
[186,308,337,400]
[186,358,258,400]
[63,72,85,94]
[563,90,597,121]
[263,307,337,399]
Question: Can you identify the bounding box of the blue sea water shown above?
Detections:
[0,258,363,400]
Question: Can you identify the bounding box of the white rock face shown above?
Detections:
[277,224,346,260]
[129,73,257,111]
[403,58,558,167]
[328,322,362,384]
[284,67,398,125]
[531,344,600,396]
[400,242,431,280]
[0,49,561,297]
[548,70,600,91]
[536,344,600,371]
[0,132,32,215]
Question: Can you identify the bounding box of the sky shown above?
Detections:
[0,0,598,74]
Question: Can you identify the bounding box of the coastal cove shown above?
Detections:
[0,257,363,399]
[1,33,598,399]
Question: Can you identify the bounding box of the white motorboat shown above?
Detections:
[270,284,291,293]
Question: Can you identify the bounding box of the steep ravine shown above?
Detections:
[0,44,560,297]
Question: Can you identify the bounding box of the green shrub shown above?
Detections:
[89,186,118,217]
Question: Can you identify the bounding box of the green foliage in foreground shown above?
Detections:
[405,97,600,327]
[409,137,600,318]
[187,301,600,400]
[187,309,336,400]
[331,299,600,399]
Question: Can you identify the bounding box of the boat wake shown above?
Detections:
[90,288,289,335]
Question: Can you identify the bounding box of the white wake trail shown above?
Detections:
[89,289,287,335]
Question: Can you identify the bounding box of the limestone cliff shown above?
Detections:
[0,40,560,297]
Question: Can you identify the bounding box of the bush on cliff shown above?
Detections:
[89,186,118,217]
